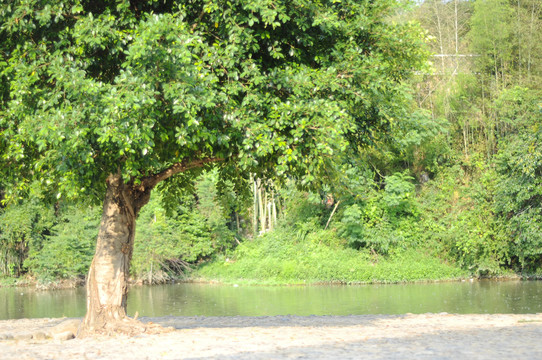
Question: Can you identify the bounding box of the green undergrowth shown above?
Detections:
[0,276,18,287]
[194,228,468,285]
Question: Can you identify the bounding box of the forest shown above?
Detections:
[1,0,541,287]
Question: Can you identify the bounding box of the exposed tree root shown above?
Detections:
[77,316,175,338]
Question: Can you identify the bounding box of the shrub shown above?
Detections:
[25,205,99,280]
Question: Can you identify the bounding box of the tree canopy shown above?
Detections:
[0,0,428,202]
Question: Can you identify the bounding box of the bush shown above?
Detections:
[0,201,55,277]
[333,171,416,255]
[24,205,99,280]
[132,171,236,282]
[416,166,510,276]
[383,172,416,216]
[338,204,398,255]
[495,126,542,271]
[195,227,466,284]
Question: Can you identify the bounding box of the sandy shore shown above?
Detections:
[2,314,542,359]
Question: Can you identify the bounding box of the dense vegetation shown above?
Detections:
[1,0,541,287]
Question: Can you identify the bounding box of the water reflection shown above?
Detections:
[1,280,541,320]
[0,286,86,320]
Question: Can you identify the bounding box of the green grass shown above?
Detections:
[193,228,468,285]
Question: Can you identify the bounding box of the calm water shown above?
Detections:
[1,280,541,320]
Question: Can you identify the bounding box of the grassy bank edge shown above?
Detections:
[1,249,529,290]
[1,271,530,290]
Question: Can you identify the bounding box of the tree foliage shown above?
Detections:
[495,95,542,270]
[25,205,99,280]
[132,171,236,282]
[0,200,54,276]
[0,0,429,204]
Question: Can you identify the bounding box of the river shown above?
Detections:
[1,280,541,320]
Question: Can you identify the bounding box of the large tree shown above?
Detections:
[0,0,428,335]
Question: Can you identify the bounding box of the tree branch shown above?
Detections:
[190,8,207,32]
[140,157,223,190]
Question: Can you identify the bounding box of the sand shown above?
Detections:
[2,313,542,359]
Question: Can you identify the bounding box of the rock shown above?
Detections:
[52,331,75,341]
[47,318,81,339]
[13,333,33,341]
[52,319,81,333]
[32,332,47,340]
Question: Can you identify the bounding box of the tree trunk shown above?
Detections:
[76,158,220,337]
[79,174,151,336]
[252,175,258,237]
[432,0,446,73]
[257,178,265,234]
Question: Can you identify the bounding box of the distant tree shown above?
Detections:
[0,0,428,335]
[0,200,54,277]
[494,88,542,270]
[469,0,514,90]
[512,0,542,87]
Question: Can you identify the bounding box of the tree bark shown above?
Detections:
[79,174,152,336]
[432,0,446,73]
[252,174,258,237]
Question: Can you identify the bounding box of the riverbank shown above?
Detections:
[0,271,526,291]
[2,314,542,359]
[0,276,84,289]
